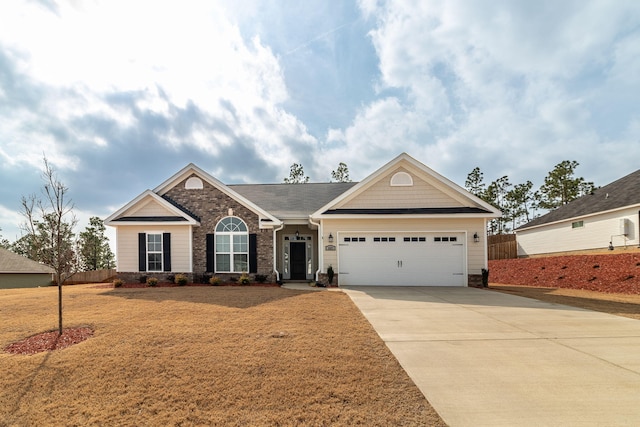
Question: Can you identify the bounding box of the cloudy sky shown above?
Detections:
[1,0,639,243]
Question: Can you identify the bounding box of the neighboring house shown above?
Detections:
[0,247,54,289]
[105,153,500,286]
[516,169,640,257]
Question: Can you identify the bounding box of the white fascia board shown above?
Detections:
[153,163,282,227]
[314,213,501,220]
[516,203,640,233]
[105,221,197,227]
[105,190,200,225]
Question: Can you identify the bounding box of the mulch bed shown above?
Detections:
[92,282,281,289]
[489,252,640,294]
[4,327,94,356]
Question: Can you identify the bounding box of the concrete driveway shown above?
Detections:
[342,286,640,427]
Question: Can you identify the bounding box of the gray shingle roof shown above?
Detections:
[0,247,54,274]
[229,182,359,218]
[518,168,640,230]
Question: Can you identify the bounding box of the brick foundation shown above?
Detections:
[467,274,484,287]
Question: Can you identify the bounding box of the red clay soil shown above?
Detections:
[489,252,640,294]
[4,327,94,355]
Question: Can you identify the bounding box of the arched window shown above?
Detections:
[215,217,248,272]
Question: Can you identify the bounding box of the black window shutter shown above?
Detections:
[249,233,257,273]
[206,234,215,272]
[138,233,146,272]
[163,233,171,272]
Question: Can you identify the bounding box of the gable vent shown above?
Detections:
[390,171,413,187]
[185,177,203,189]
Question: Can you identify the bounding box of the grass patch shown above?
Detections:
[0,285,444,426]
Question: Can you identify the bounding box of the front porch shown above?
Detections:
[275,224,319,282]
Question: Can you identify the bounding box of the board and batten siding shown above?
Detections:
[116,225,192,272]
[338,167,466,210]
[321,217,487,275]
[517,208,639,256]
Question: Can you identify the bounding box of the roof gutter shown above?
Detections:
[273,222,285,282]
[309,216,322,282]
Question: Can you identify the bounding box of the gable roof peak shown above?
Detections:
[311,152,501,218]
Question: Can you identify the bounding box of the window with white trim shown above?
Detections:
[215,217,248,272]
[147,234,163,271]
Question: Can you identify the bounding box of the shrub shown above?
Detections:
[175,274,188,286]
[238,273,251,285]
[166,275,175,284]
[327,265,335,285]
[254,274,267,283]
[113,279,123,288]
[146,277,158,287]
[209,276,221,286]
[139,275,148,284]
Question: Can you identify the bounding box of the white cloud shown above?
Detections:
[0,0,316,177]
[330,0,640,186]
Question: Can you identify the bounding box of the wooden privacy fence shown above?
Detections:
[488,234,517,260]
[64,269,117,284]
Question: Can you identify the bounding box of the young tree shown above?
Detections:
[20,157,78,335]
[284,163,309,184]
[331,162,352,182]
[536,160,595,210]
[78,217,115,270]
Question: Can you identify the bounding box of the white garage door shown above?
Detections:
[338,232,466,286]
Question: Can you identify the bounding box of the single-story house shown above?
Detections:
[0,247,54,289]
[105,153,501,286]
[516,168,640,256]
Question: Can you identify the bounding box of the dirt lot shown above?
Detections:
[489,284,640,320]
[0,285,445,426]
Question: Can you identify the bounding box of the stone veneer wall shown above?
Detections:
[163,174,275,282]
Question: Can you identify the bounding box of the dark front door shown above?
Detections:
[290,242,306,280]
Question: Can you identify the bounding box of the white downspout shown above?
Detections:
[273,223,285,282]
[309,216,322,282]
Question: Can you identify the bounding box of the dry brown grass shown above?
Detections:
[490,284,640,320]
[0,285,445,426]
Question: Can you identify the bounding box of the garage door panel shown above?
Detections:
[338,233,465,286]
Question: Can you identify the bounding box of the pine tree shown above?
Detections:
[78,217,115,270]
[536,160,595,210]
[331,162,352,182]
[284,163,309,184]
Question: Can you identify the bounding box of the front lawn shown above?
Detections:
[0,285,444,426]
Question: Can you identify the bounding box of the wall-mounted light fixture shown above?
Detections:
[295,229,300,238]
[328,233,334,243]
[473,232,480,243]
